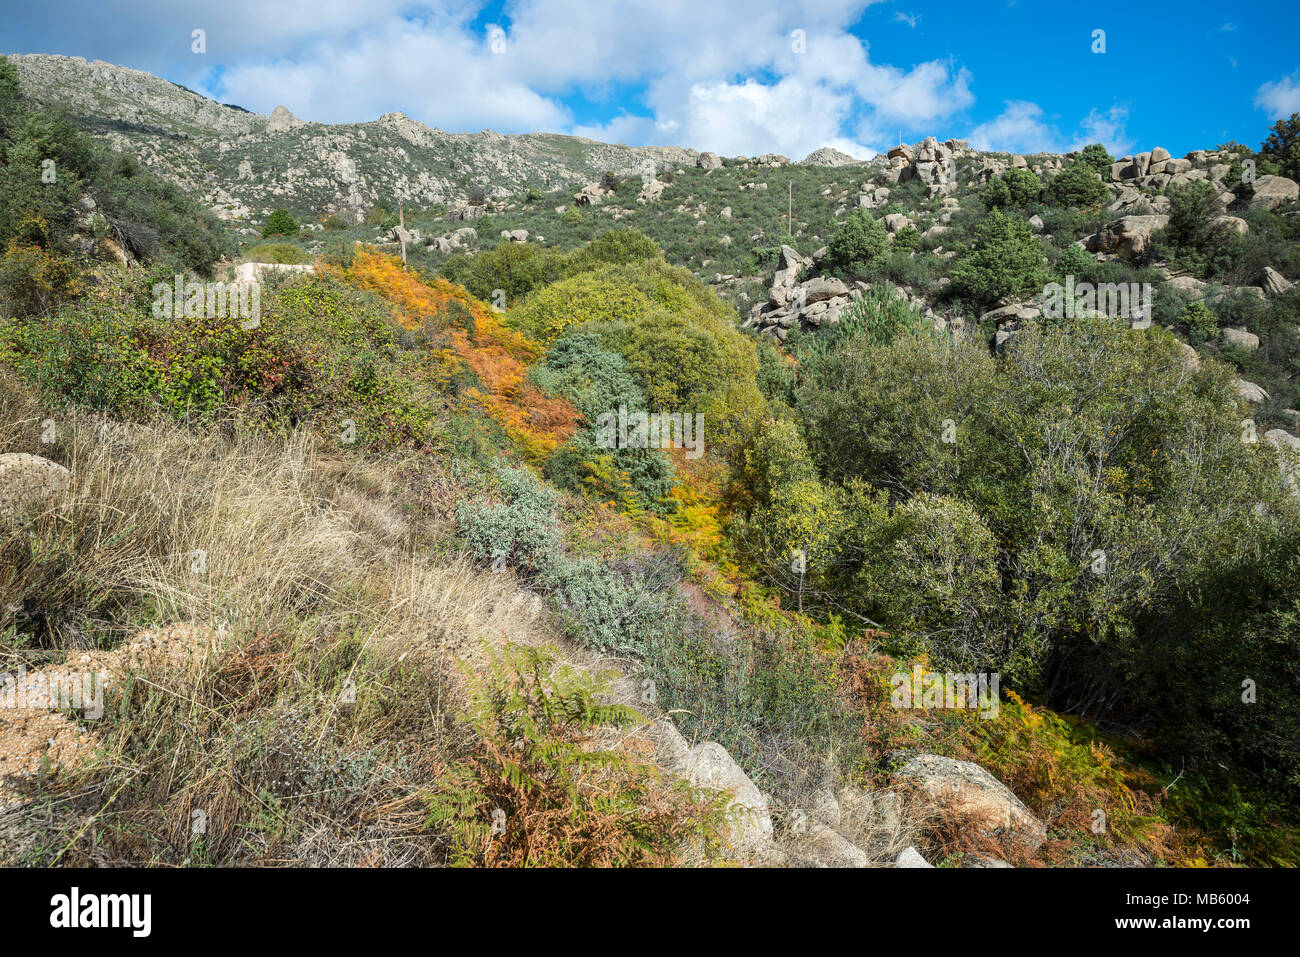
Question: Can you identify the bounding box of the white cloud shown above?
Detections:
[23,0,980,155]
[968,101,1132,156]
[1072,105,1134,156]
[967,101,1056,152]
[211,20,572,131]
[892,12,920,28]
[1255,71,1300,120]
[671,77,872,158]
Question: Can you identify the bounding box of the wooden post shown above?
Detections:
[398,199,407,265]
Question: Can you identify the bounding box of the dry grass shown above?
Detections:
[0,376,590,866]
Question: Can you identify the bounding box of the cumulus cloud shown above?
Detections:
[15,0,979,156]
[967,101,1056,153]
[968,101,1132,155]
[1255,71,1300,120]
[1071,105,1134,156]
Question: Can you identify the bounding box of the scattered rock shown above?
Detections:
[1086,215,1170,259]
[787,822,869,867]
[895,846,933,868]
[884,213,912,234]
[0,453,71,516]
[1166,275,1206,298]
[1222,326,1260,350]
[672,742,782,864]
[1260,266,1293,297]
[1234,379,1269,403]
[1248,175,1299,211]
[802,147,861,167]
[894,752,1046,851]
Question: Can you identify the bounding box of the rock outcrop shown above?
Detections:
[878,136,961,197]
[0,453,71,517]
[1249,175,1300,211]
[894,752,1047,850]
[1086,215,1169,259]
[803,146,862,167]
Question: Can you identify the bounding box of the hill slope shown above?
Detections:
[10,54,702,220]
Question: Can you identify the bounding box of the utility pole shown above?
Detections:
[397,199,408,265]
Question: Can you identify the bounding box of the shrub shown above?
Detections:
[1157,180,1231,276]
[1053,242,1101,286]
[1077,143,1114,178]
[891,224,921,251]
[1180,300,1219,343]
[850,493,1002,669]
[798,284,928,357]
[825,208,888,277]
[542,553,684,654]
[455,466,562,574]
[1045,161,1108,209]
[794,313,1300,742]
[532,333,676,513]
[424,643,720,866]
[511,258,764,455]
[983,167,1042,210]
[0,239,82,315]
[950,209,1047,308]
[440,241,564,305]
[262,208,299,237]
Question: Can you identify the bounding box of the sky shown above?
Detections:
[5,0,1300,159]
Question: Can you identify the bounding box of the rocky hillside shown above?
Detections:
[9,54,703,221]
[3,49,1300,871]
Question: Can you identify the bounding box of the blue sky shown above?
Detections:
[6,1,1299,158]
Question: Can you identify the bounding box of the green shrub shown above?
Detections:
[455,466,562,574]
[1157,180,1230,277]
[983,167,1042,210]
[850,493,1002,669]
[511,258,764,455]
[262,208,299,238]
[797,284,928,357]
[1053,242,1100,286]
[891,224,921,251]
[1077,143,1114,178]
[950,209,1047,308]
[1180,300,1219,343]
[825,208,888,277]
[441,241,564,305]
[1045,161,1108,209]
[1260,112,1300,182]
[542,553,683,654]
[532,333,676,513]
[793,313,1299,745]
